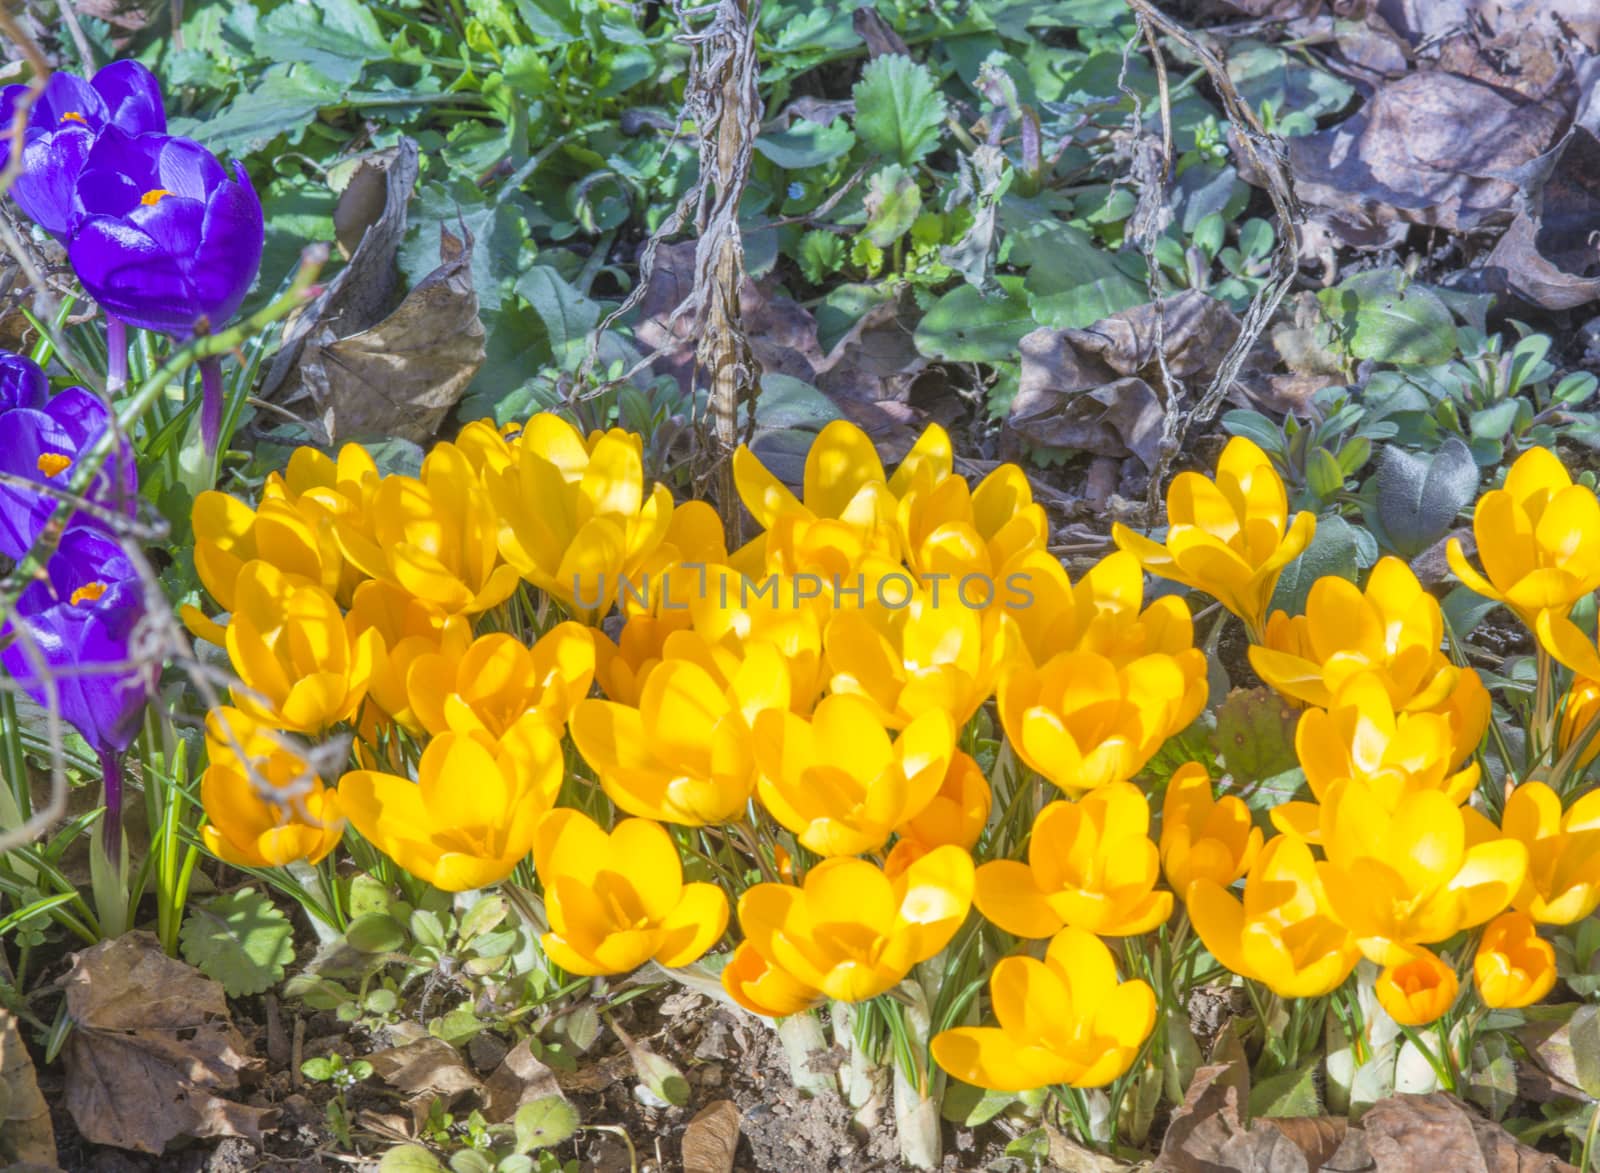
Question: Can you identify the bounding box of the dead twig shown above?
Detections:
[1121,0,1305,514]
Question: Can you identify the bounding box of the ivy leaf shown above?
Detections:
[852,55,947,167]
[179,889,295,998]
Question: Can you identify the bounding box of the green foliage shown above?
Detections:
[179,888,296,997]
[852,55,948,167]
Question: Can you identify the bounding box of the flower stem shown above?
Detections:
[105,317,127,395]
[97,744,122,858]
[199,354,224,458]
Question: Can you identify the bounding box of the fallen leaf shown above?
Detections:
[1046,1126,1134,1171]
[482,1039,565,1123]
[681,1099,741,1173]
[61,932,274,1154]
[295,225,487,443]
[0,1009,56,1167]
[1357,1093,1578,1173]
[1238,71,1563,246]
[1485,74,1600,310]
[262,139,419,410]
[367,1033,483,1102]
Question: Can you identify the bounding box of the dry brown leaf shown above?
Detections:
[681,1099,741,1173]
[1046,1127,1135,1171]
[367,1034,483,1102]
[482,1040,565,1124]
[0,1009,56,1168]
[298,225,487,443]
[61,932,274,1155]
[262,139,419,413]
[1239,72,1563,247]
[1357,1093,1577,1173]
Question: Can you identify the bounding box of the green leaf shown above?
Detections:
[1269,512,1360,616]
[1374,438,1479,559]
[257,0,390,85]
[750,374,844,433]
[179,889,295,997]
[940,1081,1019,1126]
[448,1150,496,1173]
[1210,687,1300,794]
[1015,220,1145,329]
[756,118,856,169]
[1226,41,1354,127]
[1248,1059,1322,1118]
[178,67,343,157]
[515,267,599,363]
[852,54,948,167]
[797,230,846,283]
[301,1056,336,1082]
[863,164,922,248]
[1470,399,1521,440]
[346,913,409,954]
[1318,270,1457,367]
[514,1096,581,1151]
[348,872,393,921]
[913,277,1034,362]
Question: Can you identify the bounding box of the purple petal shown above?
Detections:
[13,126,93,238]
[0,351,47,411]
[33,73,107,134]
[192,167,264,325]
[68,217,198,335]
[156,136,226,200]
[129,192,205,259]
[92,61,166,136]
[0,409,73,560]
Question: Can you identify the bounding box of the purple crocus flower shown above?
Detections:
[0,350,47,411]
[0,62,166,240]
[0,522,151,848]
[0,371,138,562]
[68,129,263,341]
[67,129,264,450]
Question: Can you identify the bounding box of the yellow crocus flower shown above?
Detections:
[997,648,1207,795]
[532,809,728,976]
[1447,446,1600,629]
[1112,436,1315,638]
[570,638,790,825]
[824,590,1019,728]
[1500,781,1600,924]
[1316,782,1525,965]
[1159,763,1263,896]
[1248,557,1491,748]
[198,707,343,868]
[336,441,521,616]
[225,561,378,734]
[404,624,595,741]
[753,694,956,857]
[1187,836,1361,998]
[931,927,1156,1092]
[338,714,561,891]
[1473,911,1557,1009]
[1375,946,1459,1027]
[484,414,676,620]
[726,845,973,1008]
[974,783,1172,938]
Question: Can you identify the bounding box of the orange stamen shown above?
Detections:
[140,188,172,206]
[60,111,87,125]
[36,452,72,478]
[70,581,108,606]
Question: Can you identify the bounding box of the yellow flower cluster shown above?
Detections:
[191,416,1598,1099]
[1136,441,1599,1026]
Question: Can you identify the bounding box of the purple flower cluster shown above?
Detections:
[2,61,264,448]
[0,350,150,846]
